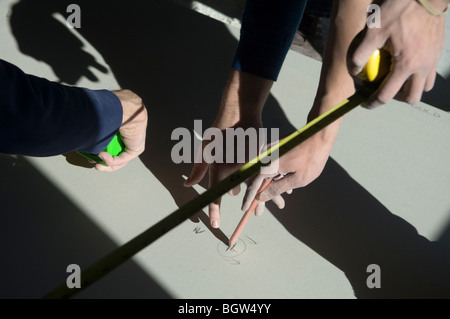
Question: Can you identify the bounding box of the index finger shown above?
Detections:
[349,30,387,76]
[209,198,222,229]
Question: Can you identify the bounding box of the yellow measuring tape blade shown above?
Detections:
[43,93,367,299]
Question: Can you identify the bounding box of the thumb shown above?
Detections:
[348,29,385,76]
[184,161,209,187]
[256,174,296,202]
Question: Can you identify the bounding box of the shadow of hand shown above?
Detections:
[10,0,107,84]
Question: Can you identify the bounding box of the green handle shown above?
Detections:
[77,132,125,166]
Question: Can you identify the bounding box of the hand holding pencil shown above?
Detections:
[229,176,275,246]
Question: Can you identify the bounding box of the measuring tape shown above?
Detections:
[43,49,390,299]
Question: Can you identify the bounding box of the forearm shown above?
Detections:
[214,70,273,128]
[308,0,371,142]
[225,0,307,126]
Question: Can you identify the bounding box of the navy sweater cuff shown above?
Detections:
[0,59,123,156]
[79,89,123,154]
[231,0,307,81]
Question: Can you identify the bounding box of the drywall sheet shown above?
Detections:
[1,0,450,299]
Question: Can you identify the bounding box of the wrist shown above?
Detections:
[113,89,147,129]
[308,85,356,120]
[216,70,272,128]
[307,93,353,144]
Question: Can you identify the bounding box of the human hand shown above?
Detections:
[183,70,273,228]
[183,118,263,228]
[95,89,148,172]
[241,132,334,213]
[348,0,447,108]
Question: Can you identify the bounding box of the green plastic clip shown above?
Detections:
[77,132,125,166]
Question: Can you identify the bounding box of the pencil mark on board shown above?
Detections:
[226,243,237,252]
[193,226,205,234]
[229,258,240,265]
[217,238,249,265]
[245,235,257,244]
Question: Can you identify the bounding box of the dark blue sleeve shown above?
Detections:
[0,59,123,156]
[232,0,308,81]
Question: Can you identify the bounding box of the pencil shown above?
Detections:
[229,177,273,246]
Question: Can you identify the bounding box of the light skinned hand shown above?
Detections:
[348,0,447,109]
[241,132,333,213]
[94,89,148,172]
[184,70,274,229]
[183,120,264,228]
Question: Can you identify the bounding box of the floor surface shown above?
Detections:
[1,0,450,299]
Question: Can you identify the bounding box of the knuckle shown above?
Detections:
[268,184,281,198]
[133,95,143,107]
[399,55,420,73]
[351,53,362,66]
[351,53,365,70]
[124,89,143,106]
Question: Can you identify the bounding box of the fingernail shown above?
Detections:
[211,219,219,228]
[352,67,363,76]
[183,178,193,187]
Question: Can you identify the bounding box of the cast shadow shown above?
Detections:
[266,158,450,298]
[9,0,108,84]
[423,72,450,112]
[9,0,450,298]
[0,154,170,298]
